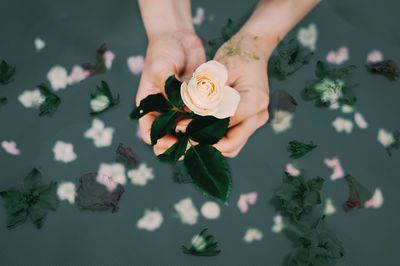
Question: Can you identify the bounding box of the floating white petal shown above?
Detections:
[53,141,77,163]
[244,228,263,243]
[201,201,220,219]
[57,182,76,204]
[174,198,199,225]
[127,163,154,186]
[137,209,163,231]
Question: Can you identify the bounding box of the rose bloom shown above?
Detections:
[180,60,240,119]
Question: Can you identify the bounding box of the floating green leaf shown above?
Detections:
[0,60,16,85]
[269,38,313,80]
[0,168,58,229]
[184,144,231,202]
[287,140,317,159]
[165,75,183,108]
[37,83,61,116]
[90,80,119,115]
[150,111,177,145]
[186,115,229,144]
[130,93,171,119]
[344,174,373,210]
[276,173,324,222]
[182,228,221,256]
[303,61,357,108]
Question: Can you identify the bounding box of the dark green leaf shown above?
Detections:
[269,38,313,80]
[5,210,28,229]
[37,83,61,116]
[186,116,229,144]
[184,144,231,202]
[158,134,188,162]
[150,111,177,145]
[276,173,324,222]
[287,140,317,159]
[23,168,43,191]
[29,205,47,229]
[130,93,171,119]
[165,75,183,108]
[182,228,221,256]
[36,182,58,210]
[90,80,120,115]
[0,60,16,85]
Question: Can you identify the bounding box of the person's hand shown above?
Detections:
[136,30,206,155]
[211,32,275,157]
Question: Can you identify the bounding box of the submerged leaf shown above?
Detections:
[367,59,399,81]
[0,97,7,107]
[76,172,124,213]
[0,168,58,229]
[116,143,140,167]
[287,140,317,159]
[269,38,313,80]
[286,216,345,266]
[276,173,324,222]
[82,43,108,76]
[37,83,61,116]
[344,174,373,210]
[0,60,16,85]
[182,228,221,256]
[184,144,231,202]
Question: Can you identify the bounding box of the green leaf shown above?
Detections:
[90,80,120,115]
[5,210,28,229]
[158,134,188,162]
[0,189,26,214]
[186,116,229,144]
[23,168,43,191]
[344,174,373,209]
[0,60,16,85]
[37,83,61,116]
[184,144,231,202]
[315,60,330,79]
[287,140,317,159]
[164,75,183,108]
[150,111,177,145]
[182,228,221,256]
[130,93,171,119]
[28,205,47,229]
[36,182,59,210]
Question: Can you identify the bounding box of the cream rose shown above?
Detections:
[180,60,240,119]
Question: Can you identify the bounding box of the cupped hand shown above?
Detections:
[136,30,205,155]
[211,33,274,157]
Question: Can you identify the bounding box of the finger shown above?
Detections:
[215,110,269,156]
[214,115,260,155]
[175,118,192,133]
[152,135,178,156]
[138,112,157,145]
[229,89,269,127]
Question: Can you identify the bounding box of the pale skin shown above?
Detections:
[137,0,320,157]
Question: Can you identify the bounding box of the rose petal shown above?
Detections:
[213,86,240,119]
[194,60,228,85]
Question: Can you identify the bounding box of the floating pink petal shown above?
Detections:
[324,157,344,180]
[354,112,368,129]
[192,7,205,26]
[364,188,384,208]
[367,50,383,63]
[67,65,90,85]
[326,46,349,65]
[286,163,300,176]
[127,55,144,75]
[237,192,258,213]
[1,141,20,155]
[103,51,115,69]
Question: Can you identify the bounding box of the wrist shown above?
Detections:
[139,0,194,42]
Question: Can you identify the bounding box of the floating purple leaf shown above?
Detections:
[116,143,140,167]
[367,59,399,81]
